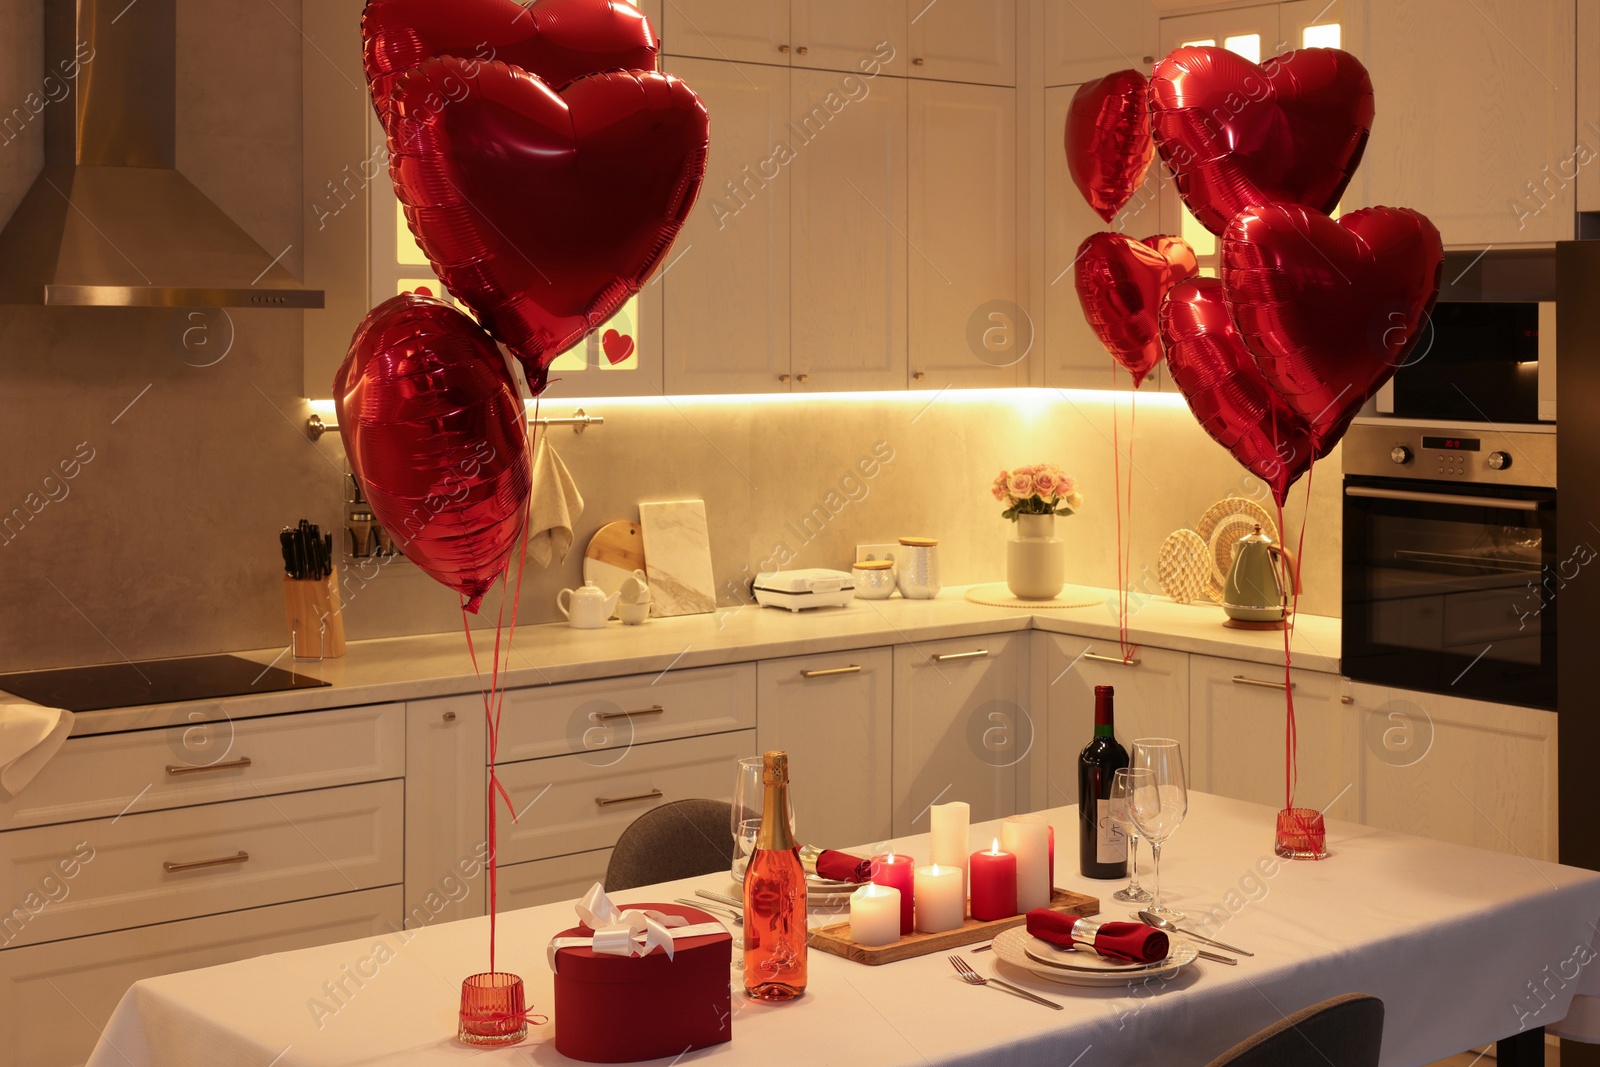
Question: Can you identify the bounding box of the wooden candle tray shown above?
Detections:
[808,888,1099,966]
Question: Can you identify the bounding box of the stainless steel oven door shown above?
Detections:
[1341,476,1558,709]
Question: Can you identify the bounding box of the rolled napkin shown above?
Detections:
[1026,909,1169,963]
[0,703,74,798]
[800,844,873,884]
[526,435,584,568]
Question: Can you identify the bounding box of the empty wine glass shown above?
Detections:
[1109,768,1152,905]
[1127,738,1188,922]
[730,755,795,881]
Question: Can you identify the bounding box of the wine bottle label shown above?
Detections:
[1097,799,1127,863]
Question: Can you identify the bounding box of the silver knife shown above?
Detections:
[696,889,745,910]
[1196,948,1238,965]
[1176,926,1254,957]
[677,897,740,921]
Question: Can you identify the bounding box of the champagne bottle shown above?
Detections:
[1078,685,1129,879]
[743,751,807,1000]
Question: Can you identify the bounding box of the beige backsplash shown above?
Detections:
[1,320,1341,673]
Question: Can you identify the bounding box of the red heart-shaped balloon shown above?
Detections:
[362,0,658,127]
[388,58,708,393]
[1223,203,1443,451]
[1065,69,1154,224]
[335,293,531,614]
[1150,46,1374,236]
[1075,232,1199,387]
[1162,278,1317,507]
[601,328,634,365]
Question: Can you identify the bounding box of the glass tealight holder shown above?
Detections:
[1274,807,1329,860]
[458,971,529,1046]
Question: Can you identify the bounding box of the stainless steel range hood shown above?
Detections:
[0,0,323,308]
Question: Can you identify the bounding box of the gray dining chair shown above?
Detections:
[604,799,736,891]
[1202,993,1385,1067]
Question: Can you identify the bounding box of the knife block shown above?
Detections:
[282,567,346,659]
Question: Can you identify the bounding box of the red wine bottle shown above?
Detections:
[1078,685,1129,879]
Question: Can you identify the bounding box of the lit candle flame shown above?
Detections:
[990,838,1001,855]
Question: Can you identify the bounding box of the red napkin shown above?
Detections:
[815,850,873,884]
[1025,909,1169,963]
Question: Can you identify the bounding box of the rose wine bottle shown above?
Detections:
[1078,685,1129,879]
[743,750,807,1000]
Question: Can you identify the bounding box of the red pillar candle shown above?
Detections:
[871,852,916,935]
[969,839,1018,921]
[1048,825,1055,892]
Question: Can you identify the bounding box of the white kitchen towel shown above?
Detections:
[0,703,73,798]
[527,435,584,568]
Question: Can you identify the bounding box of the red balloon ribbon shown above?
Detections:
[1065,69,1154,224]
[1150,46,1374,236]
[1161,277,1317,507]
[1075,232,1199,387]
[1221,203,1443,453]
[334,293,532,613]
[387,58,709,394]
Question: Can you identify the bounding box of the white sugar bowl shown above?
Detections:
[851,560,897,600]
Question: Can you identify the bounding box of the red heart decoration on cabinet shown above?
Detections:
[362,0,658,127]
[1074,232,1199,387]
[334,293,531,614]
[1150,46,1374,236]
[1222,203,1443,451]
[1065,69,1155,224]
[601,328,634,364]
[1161,278,1317,507]
[388,58,708,394]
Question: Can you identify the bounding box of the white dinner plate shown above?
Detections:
[991,927,1199,987]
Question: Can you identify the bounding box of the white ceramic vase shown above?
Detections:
[1007,513,1065,600]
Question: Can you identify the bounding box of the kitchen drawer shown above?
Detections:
[495,731,753,865]
[494,664,755,764]
[0,886,401,1067]
[0,779,402,949]
[499,849,614,911]
[0,703,404,831]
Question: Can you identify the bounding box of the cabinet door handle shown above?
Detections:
[1082,652,1140,667]
[912,371,926,381]
[778,43,790,53]
[596,789,665,807]
[796,373,809,383]
[796,45,809,55]
[912,57,925,65]
[932,649,989,662]
[164,850,249,873]
[779,373,792,382]
[592,706,665,722]
[1231,675,1295,692]
[801,664,862,678]
[166,756,252,777]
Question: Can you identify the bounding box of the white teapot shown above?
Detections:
[556,581,620,629]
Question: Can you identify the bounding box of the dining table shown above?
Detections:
[85,791,1600,1067]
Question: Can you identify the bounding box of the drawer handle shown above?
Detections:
[778,43,790,53]
[596,789,665,807]
[166,756,253,777]
[1231,675,1295,692]
[932,649,989,663]
[1083,652,1141,667]
[164,850,249,874]
[801,665,862,678]
[592,706,665,722]
[912,57,925,66]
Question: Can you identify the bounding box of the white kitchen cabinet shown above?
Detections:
[660,58,792,394]
[907,0,1016,87]
[1043,634,1189,808]
[1349,0,1575,248]
[500,849,616,910]
[1349,682,1557,861]
[908,80,1022,389]
[892,632,1030,835]
[789,70,909,392]
[1042,1,1157,88]
[403,697,487,929]
[0,887,401,1067]
[757,647,895,849]
[792,1,908,75]
[662,0,790,66]
[1580,1,1600,214]
[1188,654,1357,821]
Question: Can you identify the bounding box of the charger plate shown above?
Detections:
[992,926,1199,987]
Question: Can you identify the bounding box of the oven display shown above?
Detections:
[1422,435,1481,452]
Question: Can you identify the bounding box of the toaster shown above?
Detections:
[752,568,856,612]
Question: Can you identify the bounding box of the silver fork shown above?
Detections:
[948,956,1062,1010]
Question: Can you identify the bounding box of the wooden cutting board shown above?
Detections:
[584,520,646,574]
[808,887,1099,966]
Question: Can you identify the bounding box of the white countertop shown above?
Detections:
[29,584,1340,737]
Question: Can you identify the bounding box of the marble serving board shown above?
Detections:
[639,499,717,616]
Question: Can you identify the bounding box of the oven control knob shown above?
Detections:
[1488,451,1512,471]
[1389,445,1412,465]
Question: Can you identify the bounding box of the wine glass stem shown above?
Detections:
[1127,835,1143,893]
[1149,840,1164,910]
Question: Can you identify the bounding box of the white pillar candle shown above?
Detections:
[914,863,966,933]
[930,801,971,892]
[848,883,902,947]
[1001,814,1051,912]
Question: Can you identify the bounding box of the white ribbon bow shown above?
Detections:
[547,883,724,973]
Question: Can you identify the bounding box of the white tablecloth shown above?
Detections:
[86,793,1600,1067]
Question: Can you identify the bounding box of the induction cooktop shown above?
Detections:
[0,654,330,712]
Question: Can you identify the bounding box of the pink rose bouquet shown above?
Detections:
[991,464,1083,520]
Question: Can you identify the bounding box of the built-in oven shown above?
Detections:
[1341,422,1557,710]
